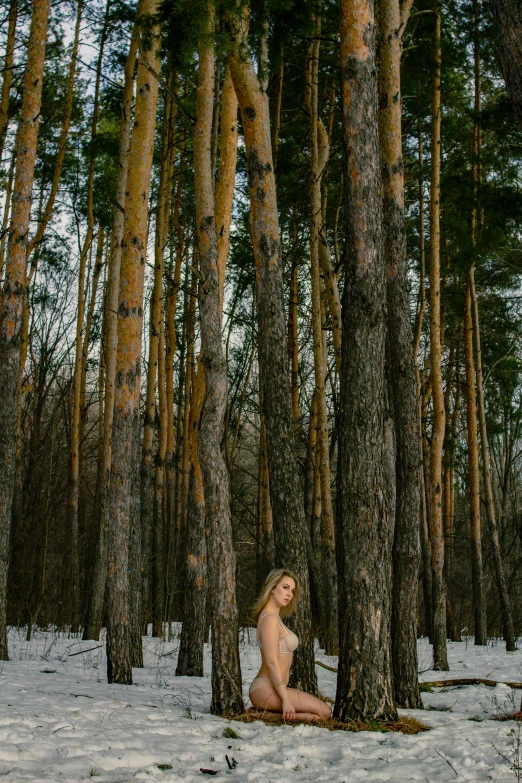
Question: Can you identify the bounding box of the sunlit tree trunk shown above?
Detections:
[82,18,140,642]
[106,0,161,684]
[428,0,449,671]
[0,0,50,662]
[226,4,317,695]
[335,0,396,720]
[195,9,243,715]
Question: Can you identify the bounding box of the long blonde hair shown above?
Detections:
[252,568,301,621]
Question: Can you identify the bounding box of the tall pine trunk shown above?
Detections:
[225,5,317,695]
[464,279,487,645]
[335,0,396,721]
[195,10,243,715]
[83,19,140,642]
[0,0,50,661]
[378,0,421,708]
[305,25,337,656]
[106,0,161,684]
[428,0,449,671]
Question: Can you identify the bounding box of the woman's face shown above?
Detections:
[271,576,296,608]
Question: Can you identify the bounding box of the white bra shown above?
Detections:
[257,612,299,655]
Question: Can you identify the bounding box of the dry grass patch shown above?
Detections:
[232,710,430,735]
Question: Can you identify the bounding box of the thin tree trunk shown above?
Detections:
[195,9,243,715]
[428,0,449,671]
[106,0,161,684]
[270,45,284,173]
[215,61,238,318]
[0,0,17,162]
[378,0,421,708]
[464,278,487,645]
[305,26,337,656]
[470,271,515,650]
[335,0,396,720]
[82,17,140,642]
[288,214,299,431]
[226,4,317,696]
[0,0,50,662]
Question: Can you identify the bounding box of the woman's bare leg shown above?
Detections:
[250,685,332,721]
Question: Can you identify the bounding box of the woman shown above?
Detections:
[249,568,332,722]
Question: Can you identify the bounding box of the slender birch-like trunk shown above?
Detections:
[225,4,317,695]
[378,0,421,708]
[335,0,396,720]
[82,17,140,642]
[0,0,50,661]
[106,0,161,683]
[428,0,449,671]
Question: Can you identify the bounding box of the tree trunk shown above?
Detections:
[82,18,140,642]
[335,0,396,721]
[225,5,317,696]
[378,0,421,708]
[464,278,487,645]
[470,271,515,650]
[0,0,50,661]
[288,215,299,431]
[256,374,275,591]
[305,27,338,656]
[106,0,161,684]
[176,358,207,676]
[0,0,17,162]
[428,0,449,672]
[489,0,522,131]
[195,9,243,715]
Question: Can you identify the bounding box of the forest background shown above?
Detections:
[0,0,522,722]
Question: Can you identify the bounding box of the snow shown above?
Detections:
[0,628,521,782]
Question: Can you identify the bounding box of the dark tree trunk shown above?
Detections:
[0,0,50,661]
[335,0,397,722]
[176,361,206,678]
[194,9,243,716]
[378,0,422,709]
[489,0,522,131]
[226,5,317,696]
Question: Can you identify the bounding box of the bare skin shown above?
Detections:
[250,577,331,722]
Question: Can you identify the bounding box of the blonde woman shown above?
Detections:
[249,568,332,722]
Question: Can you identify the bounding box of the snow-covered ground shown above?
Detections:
[0,628,521,782]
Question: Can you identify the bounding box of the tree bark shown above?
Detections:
[106,0,161,684]
[0,0,17,163]
[335,0,396,721]
[489,0,522,131]
[428,0,449,671]
[195,9,243,715]
[176,358,207,677]
[0,0,50,661]
[82,19,140,642]
[225,4,317,696]
[305,26,338,656]
[464,279,487,645]
[378,0,422,708]
[470,270,515,650]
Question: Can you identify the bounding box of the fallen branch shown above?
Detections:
[67,645,103,657]
[314,661,522,690]
[422,678,522,689]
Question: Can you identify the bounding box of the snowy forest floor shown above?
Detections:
[1,629,521,782]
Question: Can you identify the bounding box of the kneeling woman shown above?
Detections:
[249,568,332,722]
